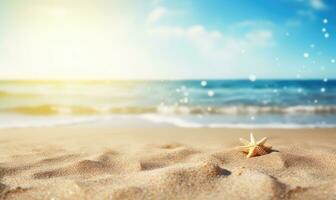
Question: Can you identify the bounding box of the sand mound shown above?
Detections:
[139,147,198,170]
[227,169,287,199]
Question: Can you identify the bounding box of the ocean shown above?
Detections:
[0,80,335,128]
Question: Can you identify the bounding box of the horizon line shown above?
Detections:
[0,78,334,82]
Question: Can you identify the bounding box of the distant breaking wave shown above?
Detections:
[0,90,40,98]
[2,104,336,116]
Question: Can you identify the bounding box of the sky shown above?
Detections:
[0,0,335,80]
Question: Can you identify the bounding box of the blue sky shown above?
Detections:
[0,0,335,79]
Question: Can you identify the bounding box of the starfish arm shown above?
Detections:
[250,133,255,144]
[256,146,267,156]
[246,147,257,158]
[256,137,267,145]
[239,138,250,145]
[263,145,272,151]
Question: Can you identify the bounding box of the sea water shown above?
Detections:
[0,80,335,128]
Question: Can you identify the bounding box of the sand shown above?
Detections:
[0,126,336,200]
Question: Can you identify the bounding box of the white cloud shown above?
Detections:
[293,0,327,22]
[245,30,274,48]
[295,0,328,10]
[148,24,223,48]
[144,6,277,78]
[147,7,167,24]
[309,0,327,10]
[148,24,274,62]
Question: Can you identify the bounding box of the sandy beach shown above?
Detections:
[1,0,336,199]
[0,126,335,199]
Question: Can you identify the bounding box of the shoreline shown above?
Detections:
[1,114,336,130]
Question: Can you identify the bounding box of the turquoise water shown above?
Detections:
[0,80,335,128]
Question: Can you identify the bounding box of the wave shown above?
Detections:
[157,105,336,114]
[0,90,40,98]
[140,114,336,129]
[2,104,336,116]
[4,105,99,115]
[2,105,157,115]
[0,114,334,129]
[0,115,100,129]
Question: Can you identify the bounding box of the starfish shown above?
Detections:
[238,133,272,158]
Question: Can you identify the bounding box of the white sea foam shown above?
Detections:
[0,115,99,129]
[156,105,336,115]
[140,114,203,128]
[0,114,335,129]
[140,114,336,129]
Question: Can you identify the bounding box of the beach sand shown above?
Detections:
[0,126,335,200]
